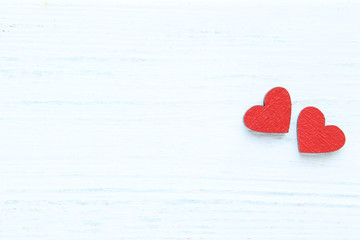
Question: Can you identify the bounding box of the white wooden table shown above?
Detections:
[1,1,360,239]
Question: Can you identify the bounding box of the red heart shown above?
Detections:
[297,107,345,153]
[244,87,291,133]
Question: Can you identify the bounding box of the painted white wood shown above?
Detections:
[0,1,360,239]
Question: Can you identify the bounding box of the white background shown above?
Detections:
[0,0,360,239]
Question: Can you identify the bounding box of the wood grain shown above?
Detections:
[0,1,360,239]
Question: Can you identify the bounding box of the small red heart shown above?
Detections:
[297,107,345,153]
[244,87,291,133]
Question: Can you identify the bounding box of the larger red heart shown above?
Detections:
[297,107,345,153]
[244,87,291,133]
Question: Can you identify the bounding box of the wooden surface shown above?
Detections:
[1,1,360,239]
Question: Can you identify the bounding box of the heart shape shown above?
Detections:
[297,107,345,153]
[244,87,291,133]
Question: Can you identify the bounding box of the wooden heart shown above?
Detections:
[244,87,291,133]
[297,107,345,153]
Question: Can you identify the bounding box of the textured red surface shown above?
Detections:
[297,107,345,153]
[244,87,291,133]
